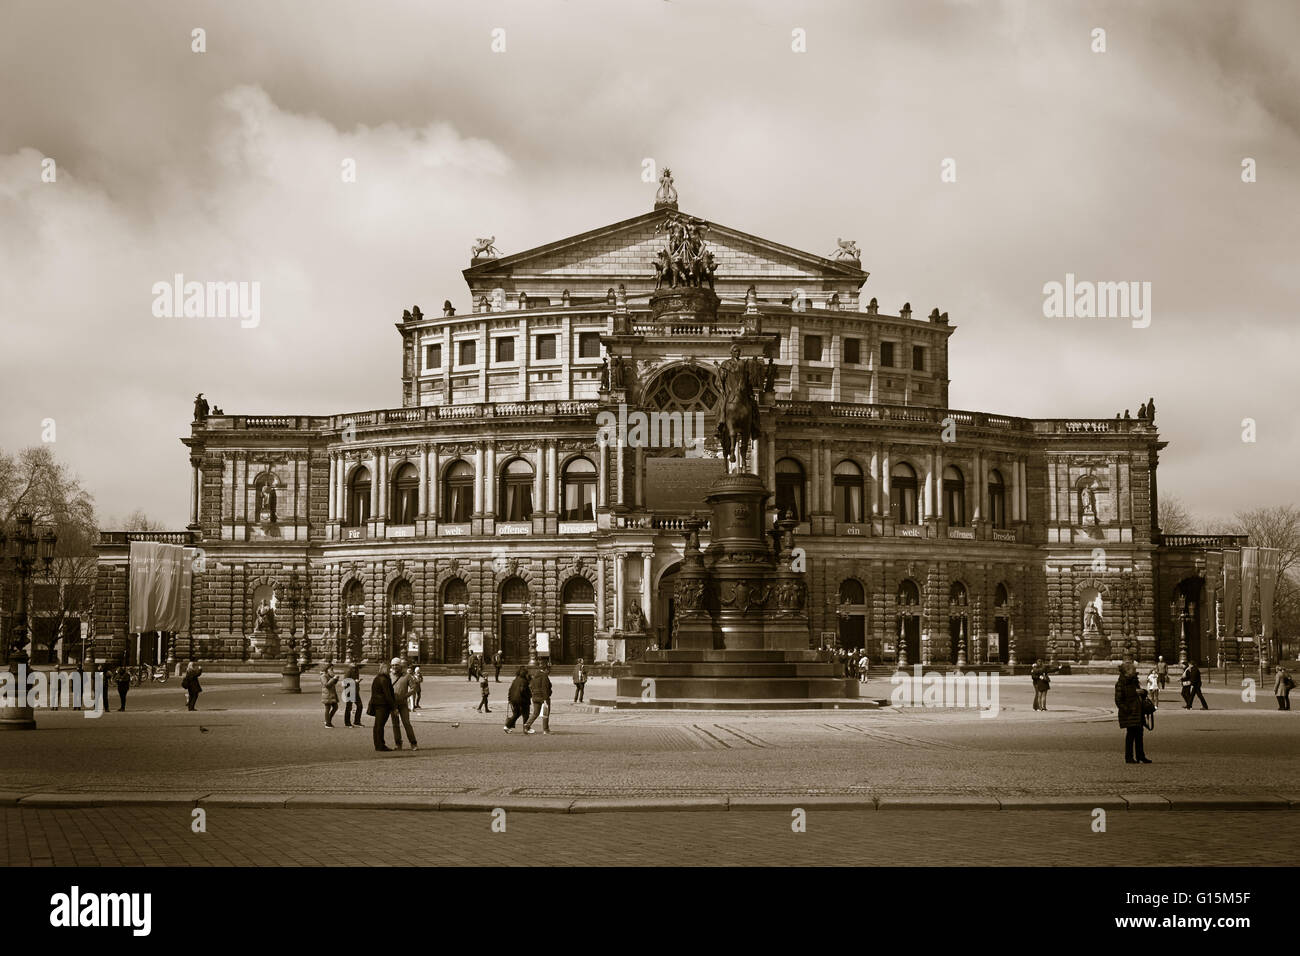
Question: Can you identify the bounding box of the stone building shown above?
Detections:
[93,174,1246,668]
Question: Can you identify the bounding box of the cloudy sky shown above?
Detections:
[1,0,1296,528]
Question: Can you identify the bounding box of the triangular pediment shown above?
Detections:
[463,207,867,296]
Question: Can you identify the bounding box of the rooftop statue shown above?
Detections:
[653,211,717,290]
[470,236,499,259]
[830,238,861,261]
[654,167,678,207]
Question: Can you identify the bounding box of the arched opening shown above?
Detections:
[498,457,535,522]
[499,576,531,662]
[896,579,921,663]
[560,576,595,664]
[832,460,864,524]
[948,580,969,663]
[775,458,805,521]
[346,466,371,527]
[389,579,414,661]
[441,577,469,664]
[561,457,597,522]
[837,578,867,651]
[988,469,1007,530]
[891,462,918,525]
[992,582,1010,662]
[943,465,966,526]
[656,561,681,650]
[442,460,474,523]
[390,463,419,525]
[1172,578,1205,665]
[253,472,279,525]
[343,580,365,661]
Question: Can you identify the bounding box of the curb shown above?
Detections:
[4,791,1300,813]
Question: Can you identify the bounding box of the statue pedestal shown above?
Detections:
[592,473,872,710]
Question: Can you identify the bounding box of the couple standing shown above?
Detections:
[369,657,419,752]
[504,664,553,734]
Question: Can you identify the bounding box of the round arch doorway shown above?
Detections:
[559,577,595,664]
[655,562,681,650]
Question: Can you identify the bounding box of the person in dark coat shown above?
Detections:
[524,665,553,735]
[321,663,339,727]
[343,662,363,728]
[1030,659,1050,711]
[1184,662,1208,709]
[572,659,588,703]
[113,662,131,711]
[1115,660,1151,763]
[99,661,114,713]
[181,661,203,711]
[367,664,399,751]
[503,666,531,733]
[493,649,504,683]
[1274,666,1294,711]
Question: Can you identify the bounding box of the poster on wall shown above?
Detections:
[535,631,550,655]
[468,629,484,654]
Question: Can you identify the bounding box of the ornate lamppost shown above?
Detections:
[0,514,57,731]
[1170,597,1192,665]
[1006,595,1019,667]
[895,594,908,669]
[524,601,536,666]
[279,574,303,693]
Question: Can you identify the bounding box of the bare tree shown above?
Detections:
[1158,495,1194,535]
[120,509,168,533]
[0,446,98,663]
[1231,505,1300,579]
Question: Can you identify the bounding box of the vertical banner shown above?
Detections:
[1240,547,1259,637]
[128,541,194,633]
[1222,550,1241,637]
[1258,548,1282,643]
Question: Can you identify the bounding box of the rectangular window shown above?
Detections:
[881,342,896,368]
[803,335,823,362]
[578,331,601,358]
[457,340,476,367]
[495,336,515,363]
[536,334,557,360]
[912,345,925,371]
[843,337,860,365]
[424,343,442,371]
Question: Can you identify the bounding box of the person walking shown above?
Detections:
[1274,665,1294,711]
[1115,660,1152,764]
[367,661,398,751]
[343,662,364,728]
[1179,662,1193,708]
[1184,662,1208,710]
[1145,668,1160,709]
[467,655,477,682]
[113,662,131,712]
[477,673,492,713]
[181,661,203,711]
[390,658,418,751]
[1156,656,1169,690]
[858,655,870,685]
[572,658,588,703]
[524,664,553,735]
[493,649,504,683]
[503,665,531,733]
[410,666,424,710]
[321,662,340,727]
[98,661,114,713]
[1030,659,1050,711]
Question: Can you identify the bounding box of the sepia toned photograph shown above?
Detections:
[1,0,1296,937]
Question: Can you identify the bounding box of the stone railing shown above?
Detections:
[1159,533,1250,549]
[776,402,1033,431]
[201,400,601,434]
[98,531,199,546]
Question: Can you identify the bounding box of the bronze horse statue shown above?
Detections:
[716,346,763,472]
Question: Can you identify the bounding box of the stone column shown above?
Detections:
[534,444,546,517]
[973,453,984,522]
[596,440,608,509]
[934,449,944,521]
[1010,458,1021,522]
[367,450,379,521]
[377,447,388,520]
[615,437,625,508]
[881,449,891,518]
[327,453,337,523]
[484,442,497,519]
[869,444,880,516]
[1019,460,1028,521]
[473,446,484,516]
[189,458,202,528]
[613,553,624,630]
[641,551,653,631]
[596,556,606,631]
[546,442,559,514]
[417,446,428,517]
[810,440,822,514]
[429,446,441,521]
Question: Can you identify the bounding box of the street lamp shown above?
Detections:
[1170,597,1190,666]
[523,601,536,665]
[279,573,303,693]
[0,514,57,731]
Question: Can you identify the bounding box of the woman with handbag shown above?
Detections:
[1274,666,1294,711]
[1115,660,1152,764]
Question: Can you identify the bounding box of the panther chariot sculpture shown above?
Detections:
[470,236,500,259]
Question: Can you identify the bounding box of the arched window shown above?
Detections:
[891,462,918,525]
[775,458,805,521]
[498,458,534,522]
[346,466,371,527]
[897,579,920,606]
[563,577,594,606]
[839,579,865,605]
[501,577,530,605]
[994,583,1009,609]
[443,577,469,606]
[391,579,414,606]
[390,463,419,524]
[343,580,365,612]
[944,465,966,525]
[561,457,596,521]
[832,460,864,524]
[949,580,968,606]
[988,468,1007,530]
[442,460,474,523]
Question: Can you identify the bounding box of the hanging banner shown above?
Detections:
[1222,550,1241,637]
[1259,548,1282,641]
[128,541,193,633]
[1240,547,1259,637]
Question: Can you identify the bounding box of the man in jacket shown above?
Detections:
[503,666,531,733]
[1275,665,1294,711]
[321,662,340,727]
[1030,659,1050,711]
[181,661,203,711]
[524,664,553,735]
[1184,662,1208,710]
[367,663,399,751]
[343,662,363,728]
[390,658,418,751]
[1156,656,1168,689]
[1115,660,1151,763]
[493,649,504,683]
[572,658,588,703]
